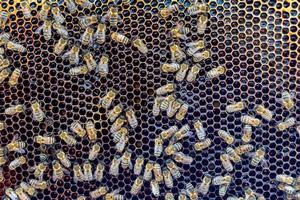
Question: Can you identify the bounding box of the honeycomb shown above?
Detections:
[0,0,299,199]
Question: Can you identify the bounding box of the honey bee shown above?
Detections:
[34,135,55,145]
[5,188,18,200]
[0,47,4,55]
[152,97,164,117]
[244,187,258,200]
[63,46,80,65]
[154,137,163,157]
[39,3,50,20]
[31,100,45,122]
[6,138,26,154]
[170,44,186,63]
[163,168,173,188]
[56,150,71,168]
[197,15,208,34]
[175,62,189,82]
[131,176,143,195]
[81,27,94,46]
[173,152,193,165]
[29,179,48,190]
[0,147,6,157]
[35,20,52,41]
[83,161,93,181]
[220,153,233,172]
[241,115,261,127]
[133,155,144,176]
[277,117,296,131]
[167,99,182,118]
[165,142,183,156]
[0,11,8,28]
[184,183,198,200]
[73,163,84,182]
[20,1,32,20]
[52,22,69,38]
[112,127,128,143]
[187,2,208,16]
[6,41,26,53]
[219,182,231,197]
[84,52,97,71]
[198,174,212,195]
[94,23,106,44]
[192,50,211,63]
[79,15,98,28]
[15,187,30,200]
[276,174,295,185]
[186,64,201,82]
[0,32,10,46]
[194,138,212,151]
[20,181,36,196]
[101,6,120,27]
[90,186,108,198]
[125,108,138,128]
[96,54,109,77]
[218,130,234,145]
[77,196,86,200]
[59,131,77,146]
[193,120,206,140]
[132,38,148,54]
[86,120,97,141]
[111,32,129,45]
[0,67,11,84]
[206,66,226,79]
[0,156,7,166]
[105,190,124,200]
[143,161,154,181]
[0,58,11,71]
[280,91,295,110]
[52,160,65,181]
[250,147,266,167]
[159,4,179,18]
[0,168,3,182]
[89,143,101,161]
[186,40,205,56]
[33,162,47,179]
[178,192,187,200]
[171,124,191,143]
[70,121,86,138]
[255,105,273,121]
[94,162,105,182]
[160,94,176,111]
[235,144,254,155]
[160,125,178,140]
[51,7,65,24]
[176,103,189,121]
[69,65,89,76]
[227,196,243,200]
[153,163,163,183]
[156,83,176,95]
[9,156,26,170]
[226,147,241,163]
[54,38,67,55]
[165,192,175,200]
[242,125,252,143]
[121,149,132,169]
[115,134,128,153]
[226,101,246,113]
[161,63,180,73]
[109,155,121,176]
[170,21,189,40]
[166,160,181,179]
[65,0,77,13]
[75,0,93,8]
[101,89,117,109]
[5,104,25,115]
[212,175,232,186]
[277,183,296,195]
[150,179,160,197]
[110,116,126,133]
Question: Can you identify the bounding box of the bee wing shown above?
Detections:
[16,149,26,154]
[34,25,44,34]
[261,159,269,169]
[100,14,110,23]
[128,159,133,170]
[62,51,71,60]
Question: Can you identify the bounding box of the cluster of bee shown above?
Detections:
[0,32,25,86]
[275,174,300,199]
